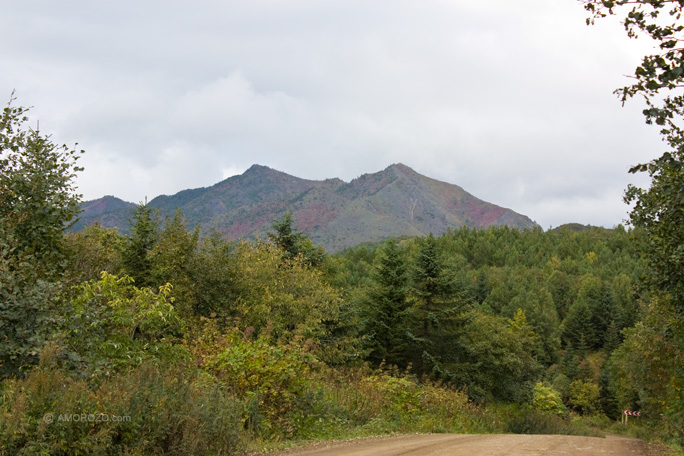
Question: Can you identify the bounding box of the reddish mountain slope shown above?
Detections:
[73,164,538,251]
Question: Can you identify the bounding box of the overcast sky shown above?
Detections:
[1,0,662,229]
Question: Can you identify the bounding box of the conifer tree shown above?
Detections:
[121,202,159,287]
[562,299,595,350]
[363,238,411,367]
[409,233,462,374]
[603,321,622,354]
[150,209,198,288]
[268,211,325,267]
[589,288,621,348]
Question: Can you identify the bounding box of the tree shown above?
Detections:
[584,0,684,312]
[186,230,237,319]
[63,272,186,379]
[363,238,411,367]
[408,233,464,375]
[510,287,561,365]
[64,223,125,285]
[562,298,595,350]
[121,201,159,287]
[450,309,542,402]
[583,1,684,441]
[267,211,326,267]
[149,209,199,297]
[0,97,83,377]
[0,96,83,272]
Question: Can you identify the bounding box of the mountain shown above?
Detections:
[72,164,538,251]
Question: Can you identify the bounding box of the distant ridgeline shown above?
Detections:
[71,164,538,252]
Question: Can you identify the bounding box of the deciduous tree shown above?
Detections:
[0,97,82,377]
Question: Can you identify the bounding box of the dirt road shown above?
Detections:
[268,433,653,456]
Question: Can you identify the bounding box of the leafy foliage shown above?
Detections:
[0,237,60,379]
[0,96,83,272]
[0,359,241,455]
[204,329,318,437]
[0,97,82,378]
[567,379,602,416]
[532,382,568,417]
[231,241,344,348]
[607,295,684,443]
[452,309,542,402]
[62,272,187,379]
[583,0,684,443]
[63,223,124,284]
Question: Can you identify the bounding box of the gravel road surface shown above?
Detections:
[266,433,653,456]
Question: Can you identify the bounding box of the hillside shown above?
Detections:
[72,163,538,251]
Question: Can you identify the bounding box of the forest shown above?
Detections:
[2,99,683,454]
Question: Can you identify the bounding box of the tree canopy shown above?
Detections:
[584,0,684,311]
[584,0,684,441]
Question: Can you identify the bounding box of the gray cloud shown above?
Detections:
[0,0,662,229]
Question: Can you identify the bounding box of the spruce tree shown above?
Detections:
[563,299,595,350]
[409,233,462,374]
[121,202,159,287]
[268,211,325,267]
[363,238,410,367]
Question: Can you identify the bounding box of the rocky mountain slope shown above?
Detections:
[73,163,538,251]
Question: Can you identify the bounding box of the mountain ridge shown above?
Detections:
[72,164,539,251]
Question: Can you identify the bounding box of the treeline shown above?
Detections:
[65,208,647,412]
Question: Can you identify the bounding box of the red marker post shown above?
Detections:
[622,410,641,424]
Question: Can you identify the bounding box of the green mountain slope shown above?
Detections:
[73,164,538,251]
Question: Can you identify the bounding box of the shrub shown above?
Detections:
[319,366,474,434]
[0,360,242,455]
[567,380,602,415]
[98,363,241,455]
[204,329,319,438]
[62,272,189,379]
[498,404,603,436]
[532,382,568,417]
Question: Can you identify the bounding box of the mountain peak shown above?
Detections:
[244,164,272,174]
[387,162,412,172]
[240,164,313,182]
[74,164,539,251]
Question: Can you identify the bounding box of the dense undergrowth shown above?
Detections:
[1,342,610,456]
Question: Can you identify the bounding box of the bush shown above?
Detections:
[319,366,474,434]
[62,272,189,379]
[204,329,319,438]
[0,360,242,455]
[532,382,568,417]
[498,404,602,436]
[567,380,601,415]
